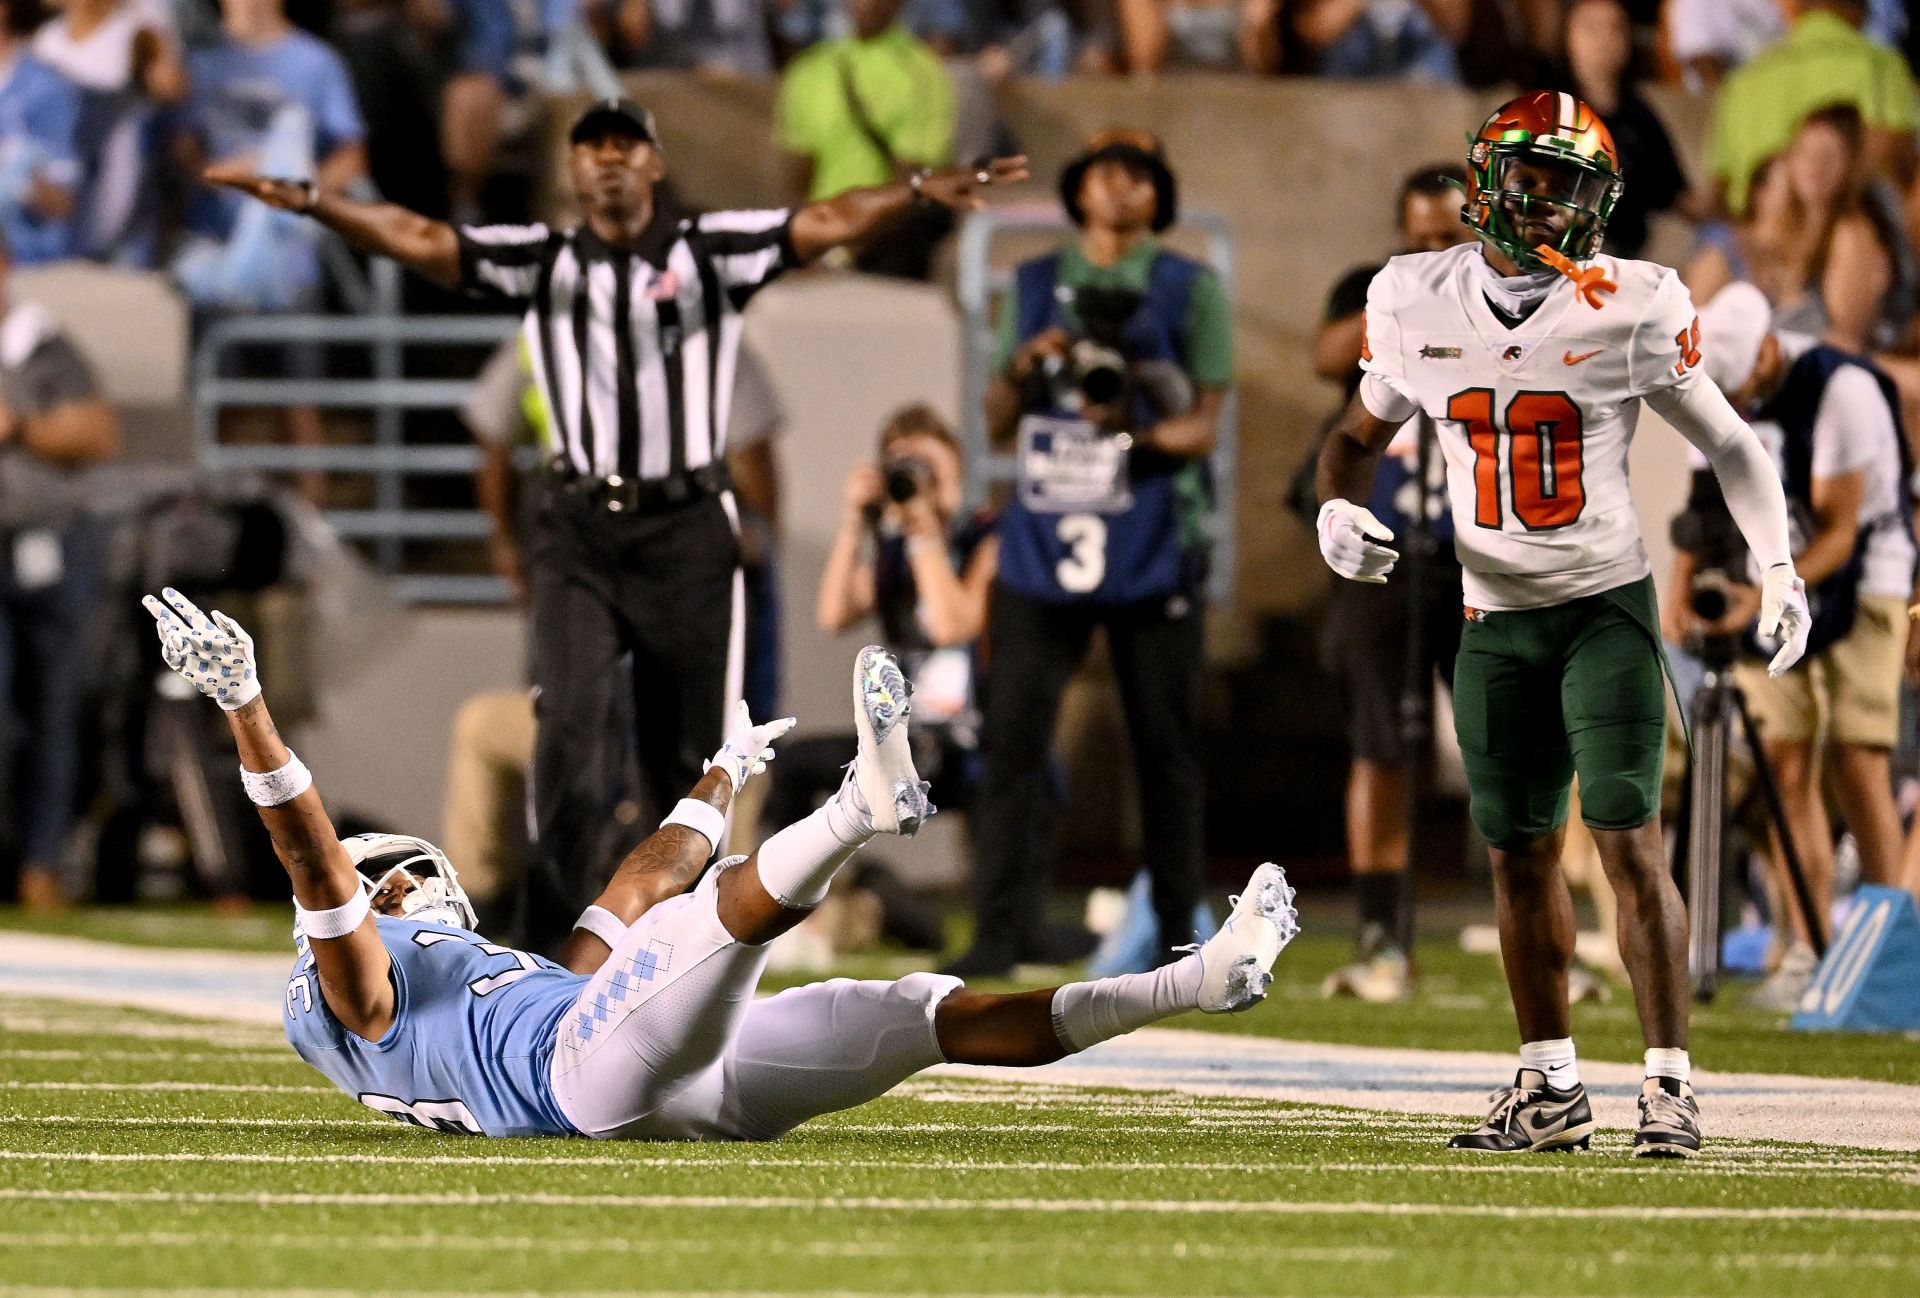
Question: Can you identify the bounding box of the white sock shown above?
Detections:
[1644,1047,1691,1086]
[1518,1037,1580,1090]
[753,786,873,909]
[1050,954,1205,1054]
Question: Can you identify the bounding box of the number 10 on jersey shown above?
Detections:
[1448,389,1586,531]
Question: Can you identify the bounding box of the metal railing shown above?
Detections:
[954,209,1239,604]
[191,257,520,604]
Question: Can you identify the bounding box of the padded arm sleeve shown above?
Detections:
[1646,380,1792,573]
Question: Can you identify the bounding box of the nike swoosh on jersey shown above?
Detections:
[1563,348,1603,365]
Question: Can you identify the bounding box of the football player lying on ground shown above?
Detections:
[143,588,1297,1139]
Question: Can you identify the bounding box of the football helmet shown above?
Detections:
[1463,90,1624,274]
[343,833,478,931]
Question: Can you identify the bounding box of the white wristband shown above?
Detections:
[295,886,369,939]
[663,798,726,852]
[573,903,629,949]
[241,752,312,807]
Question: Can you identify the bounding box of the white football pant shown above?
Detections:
[548,864,961,1140]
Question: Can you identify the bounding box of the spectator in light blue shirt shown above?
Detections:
[175,0,368,506]
[0,0,81,265]
[174,0,367,314]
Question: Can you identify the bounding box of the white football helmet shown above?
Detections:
[342,833,478,931]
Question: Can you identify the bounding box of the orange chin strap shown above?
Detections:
[1534,245,1617,309]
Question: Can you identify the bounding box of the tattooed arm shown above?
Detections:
[557,767,735,973]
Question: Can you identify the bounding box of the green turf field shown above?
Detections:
[3,900,1920,1298]
[1,991,1918,1298]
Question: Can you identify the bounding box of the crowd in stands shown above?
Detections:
[0,2,1905,297]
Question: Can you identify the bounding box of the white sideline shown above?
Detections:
[6,931,1920,1150]
[5,1187,1920,1222]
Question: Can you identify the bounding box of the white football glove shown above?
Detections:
[1758,564,1811,677]
[1317,498,1400,584]
[142,587,262,710]
[704,700,798,792]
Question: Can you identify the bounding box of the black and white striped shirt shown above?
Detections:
[456,206,793,481]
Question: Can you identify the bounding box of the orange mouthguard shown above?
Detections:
[1535,245,1617,309]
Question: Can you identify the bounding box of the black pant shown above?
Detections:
[970,581,1206,961]
[521,485,739,952]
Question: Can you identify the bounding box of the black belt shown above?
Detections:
[544,462,731,515]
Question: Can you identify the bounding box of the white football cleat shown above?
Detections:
[852,644,932,837]
[1194,863,1299,1014]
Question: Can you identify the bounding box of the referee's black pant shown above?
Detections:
[520,484,739,953]
[969,581,1206,965]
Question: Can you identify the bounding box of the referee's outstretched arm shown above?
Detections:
[787,156,1030,262]
[203,152,1030,291]
[204,163,463,289]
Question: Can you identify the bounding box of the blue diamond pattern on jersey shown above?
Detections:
[574,940,670,1041]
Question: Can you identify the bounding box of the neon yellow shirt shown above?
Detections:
[774,25,953,201]
[1709,11,1918,214]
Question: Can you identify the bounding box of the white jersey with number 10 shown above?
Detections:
[1359,242,1705,612]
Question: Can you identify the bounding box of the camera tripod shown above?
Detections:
[1669,644,1828,1002]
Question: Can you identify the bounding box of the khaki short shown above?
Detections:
[1736,593,1909,748]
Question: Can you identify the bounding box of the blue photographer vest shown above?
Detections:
[997,249,1211,605]
[1758,345,1912,657]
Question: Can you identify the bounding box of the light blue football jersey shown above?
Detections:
[283,916,589,1137]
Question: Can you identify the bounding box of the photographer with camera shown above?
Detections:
[759,405,992,949]
[1665,282,1913,1010]
[948,130,1232,978]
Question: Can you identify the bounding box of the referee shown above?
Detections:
[209,101,1025,950]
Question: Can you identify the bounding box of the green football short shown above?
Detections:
[1452,576,1669,850]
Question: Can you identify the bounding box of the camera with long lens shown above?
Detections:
[1672,469,1749,669]
[1022,285,1143,422]
[1687,567,1745,669]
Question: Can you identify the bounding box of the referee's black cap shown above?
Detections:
[570,98,659,147]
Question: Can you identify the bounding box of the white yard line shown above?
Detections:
[0,1148,1911,1179]
[10,1082,334,1095]
[0,1231,1395,1264]
[0,1117,385,1131]
[3,1187,1919,1222]
[0,1290,1673,1298]
[6,1234,1908,1273]
[0,1050,299,1064]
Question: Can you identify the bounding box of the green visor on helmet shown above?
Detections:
[1471,143,1623,272]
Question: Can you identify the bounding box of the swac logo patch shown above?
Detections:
[1419,345,1462,359]
[1502,345,1525,361]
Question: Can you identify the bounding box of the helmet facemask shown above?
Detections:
[1468,139,1623,273]
[344,834,478,931]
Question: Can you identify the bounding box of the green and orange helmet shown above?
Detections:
[1463,91,1625,273]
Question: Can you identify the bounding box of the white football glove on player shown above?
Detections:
[1758,564,1812,677]
[704,700,798,792]
[1317,498,1400,584]
[142,587,262,711]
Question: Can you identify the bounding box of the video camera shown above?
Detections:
[1671,470,1750,669]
